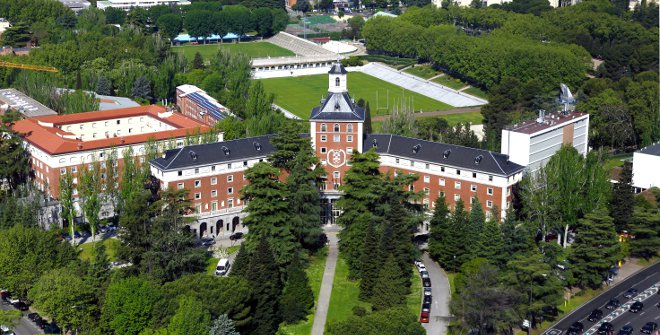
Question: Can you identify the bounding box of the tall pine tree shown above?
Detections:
[248,236,283,335]
[478,206,505,267]
[463,197,485,263]
[280,255,314,323]
[370,253,407,311]
[358,221,381,300]
[610,161,634,232]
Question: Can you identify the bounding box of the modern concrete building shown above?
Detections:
[432,0,579,7]
[58,0,91,13]
[0,18,10,35]
[632,142,660,191]
[176,85,231,126]
[501,111,589,173]
[0,88,57,118]
[12,105,211,198]
[97,0,191,10]
[150,63,525,238]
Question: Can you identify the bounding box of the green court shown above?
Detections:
[258,72,453,119]
[173,42,295,61]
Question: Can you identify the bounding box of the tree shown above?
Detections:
[96,76,112,95]
[0,225,77,299]
[224,6,254,42]
[347,15,365,39]
[0,22,31,47]
[242,162,298,267]
[244,81,284,136]
[327,306,425,335]
[450,200,470,269]
[192,52,205,70]
[230,244,251,279]
[102,277,161,335]
[280,256,314,323]
[478,207,506,266]
[370,253,407,311]
[164,295,212,335]
[628,204,660,259]
[132,76,152,100]
[611,161,634,232]
[254,8,274,37]
[86,242,110,296]
[79,159,102,239]
[157,13,183,42]
[464,197,486,263]
[105,7,126,24]
[0,111,30,192]
[59,171,76,244]
[0,310,22,331]
[209,314,240,335]
[293,0,311,12]
[381,102,417,137]
[269,121,308,171]
[358,221,381,300]
[29,267,96,333]
[569,209,622,289]
[248,236,283,335]
[428,195,455,266]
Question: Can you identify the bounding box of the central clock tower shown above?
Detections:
[309,62,365,192]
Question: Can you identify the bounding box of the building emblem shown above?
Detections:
[326,149,346,168]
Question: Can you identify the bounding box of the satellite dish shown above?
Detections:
[559,83,576,114]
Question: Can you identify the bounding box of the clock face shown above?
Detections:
[326,149,346,168]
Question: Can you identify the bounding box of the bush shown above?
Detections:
[352,306,367,317]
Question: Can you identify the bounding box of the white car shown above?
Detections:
[424,288,432,296]
[417,263,427,272]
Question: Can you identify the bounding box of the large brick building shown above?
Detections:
[150,63,525,238]
[12,105,211,199]
[176,85,231,126]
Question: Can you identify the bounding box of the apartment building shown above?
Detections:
[176,85,231,126]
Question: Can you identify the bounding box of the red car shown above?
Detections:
[420,311,430,323]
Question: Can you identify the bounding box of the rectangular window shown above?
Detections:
[441,166,445,172]
[487,188,494,195]
[333,171,340,179]
[178,171,183,176]
[425,163,430,170]
[211,166,216,172]
[424,176,430,183]
[472,172,477,178]
[194,168,199,174]
[116,120,120,125]
[195,193,201,200]
[488,175,493,182]
[410,161,415,167]
[423,187,430,195]
[395,158,400,164]
[92,133,97,138]
[487,200,493,208]
[454,194,460,201]
[177,183,184,189]
[228,199,234,208]
[333,135,340,142]
[194,180,201,188]
[471,185,477,192]
[211,202,218,211]
[347,135,353,142]
[471,196,477,204]
[456,169,461,175]
[243,161,248,167]
[507,188,511,196]
[321,147,327,153]
[440,191,445,197]
[195,204,201,213]
[347,147,353,154]
[71,167,77,173]
[211,178,217,185]
[227,175,233,182]
[439,178,445,186]
[211,190,217,197]
[227,187,233,195]
[455,181,461,189]
[321,135,327,142]
[60,168,66,175]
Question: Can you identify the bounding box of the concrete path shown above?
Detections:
[273,103,302,120]
[351,63,488,108]
[311,231,339,335]
[422,253,451,335]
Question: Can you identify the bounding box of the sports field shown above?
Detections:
[173,42,295,61]
[259,72,453,119]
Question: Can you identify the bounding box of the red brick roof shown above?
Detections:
[12,105,209,155]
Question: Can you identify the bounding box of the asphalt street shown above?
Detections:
[422,253,451,335]
[544,262,660,335]
[0,301,43,335]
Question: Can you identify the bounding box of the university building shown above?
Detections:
[12,105,211,200]
[176,85,231,126]
[150,63,526,239]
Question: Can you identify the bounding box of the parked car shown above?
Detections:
[640,322,657,334]
[73,231,81,239]
[618,325,633,335]
[35,318,48,329]
[423,288,432,297]
[229,232,244,241]
[44,322,62,334]
[419,311,429,323]
[567,322,584,335]
[422,278,431,288]
[416,263,427,272]
[587,309,603,322]
[423,295,432,304]
[13,301,28,311]
[1,324,16,335]
[623,288,638,299]
[0,290,8,301]
[421,271,430,279]
[606,298,620,309]
[629,301,643,313]
[597,322,614,335]
[201,237,215,247]
[422,302,431,310]
[27,313,41,322]
[421,306,430,314]
[214,258,231,276]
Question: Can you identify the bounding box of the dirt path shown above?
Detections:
[372,107,482,122]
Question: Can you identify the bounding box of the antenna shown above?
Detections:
[559,83,576,115]
[537,110,546,124]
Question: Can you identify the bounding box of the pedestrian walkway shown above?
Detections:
[272,103,301,120]
[351,62,488,107]
[311,231,339,335]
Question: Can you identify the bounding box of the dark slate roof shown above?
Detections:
[363,134,525,176]
[152,135,278,170]
[310,92,365,121]
[328,62,347,74]
[637,141,660,157]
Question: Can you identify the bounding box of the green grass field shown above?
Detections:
[432,74,469,90]
[406,268,423,316]
[79,238,121,262]
[259,73,453,119]
[463,86,488,99]
[173,42,295,61]
[279,247,329,335]
[326,255,372,325]
[404,65,442,79]
[604,153,633,172]
[306,15,336,24]
[419,112,484,125]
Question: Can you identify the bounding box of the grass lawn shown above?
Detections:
[404,65,442,79]
[306,15,336,24]
[259,73,453,119]
[173,42,295,61]
[432,74,469,90]
[206,257,219,276]
[279,247,329,335]
[462,86,488,100]
[78,238,121,262]
[603,153,633,172]
[446,272,457,296]
[326,255,372,325]
[406,268,423,316]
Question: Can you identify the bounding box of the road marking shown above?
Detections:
[546,328,563,335]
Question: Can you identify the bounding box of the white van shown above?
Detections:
[215,258,230,276]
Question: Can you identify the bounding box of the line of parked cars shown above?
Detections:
[415,260,432,323]
[1,289,62,334]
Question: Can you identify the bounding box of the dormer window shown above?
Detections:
[334,124,340,132]
[335,77,340,86]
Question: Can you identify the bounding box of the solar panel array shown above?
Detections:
[187,92,229,121]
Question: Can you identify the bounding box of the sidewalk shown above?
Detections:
[311,230,339,335]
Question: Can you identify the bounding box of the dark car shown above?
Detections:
[606,298,620,309]
[73,231,81,239]
[567,321,584,335]
[617,325,633,335]
[421,306,430,314]
[13,301,28,311]
[27,313,41,322]
[587,309,603,322]
[423,295,432,304]
[422,278,431,288]
[423,288,432,297]
[598,322,614,335]
[640,322,657,334]
[629,301,643,313]
[623,288,638,299]
[422,302,431,310]
[44,323,62,334]
[230,232,244,241]
[420,271,430,279]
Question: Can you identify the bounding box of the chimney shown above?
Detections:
[536,110,545,124]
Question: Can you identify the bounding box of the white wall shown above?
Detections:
[632,152,660,190]
[501,130,531,167]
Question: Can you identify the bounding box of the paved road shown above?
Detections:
[0,302,43,335]
[422,253,451,335]
[544,261,660,335]
[311,231,339,335]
